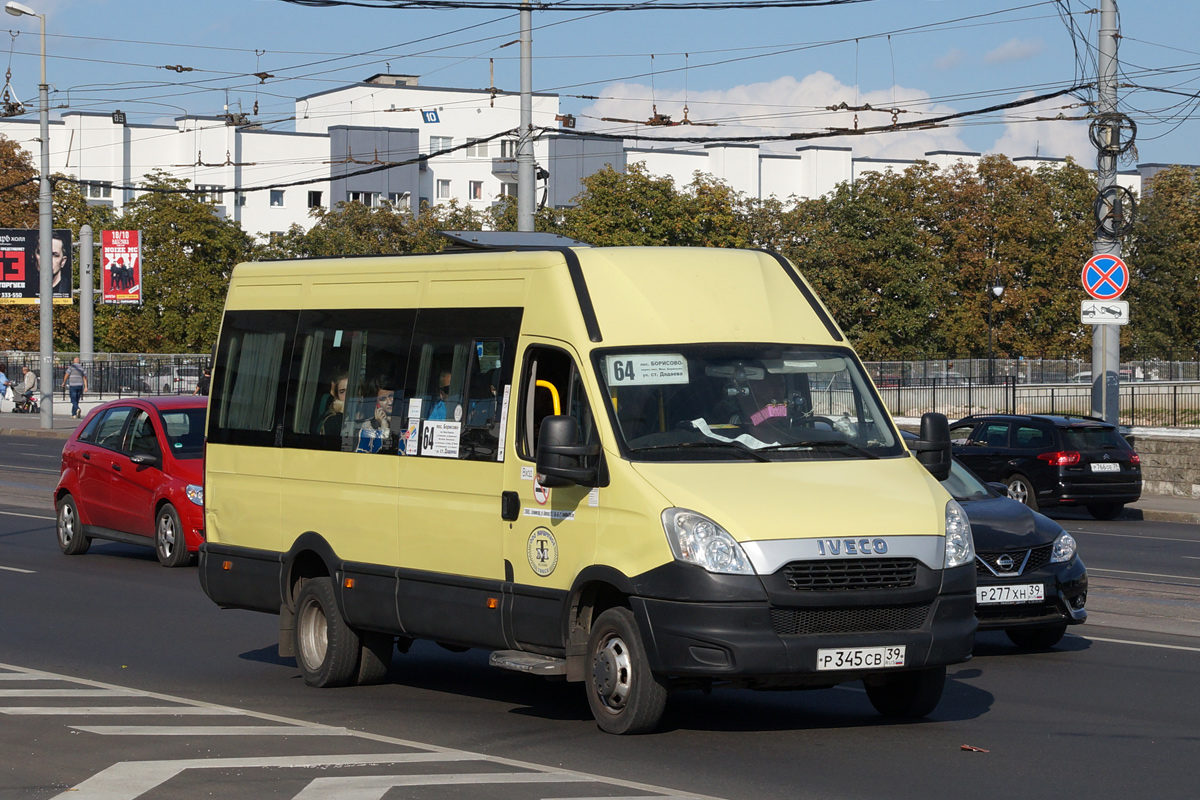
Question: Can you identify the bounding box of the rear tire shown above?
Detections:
[864,666,946,718]
[1006,624,1067,649]
[294,577,360,688]
[56,495,90,556]
[1005,474,1039,511]
[154,504,190,567]
[1087,502,1123,520]
[355,633,393,685]
[586,607,668,735]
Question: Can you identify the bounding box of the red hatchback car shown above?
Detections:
[55,396,207,567]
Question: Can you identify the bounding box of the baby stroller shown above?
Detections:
[11,387,39,414]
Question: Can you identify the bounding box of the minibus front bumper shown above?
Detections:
[629,565,976,682]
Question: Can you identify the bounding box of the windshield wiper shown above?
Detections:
[756,439,880,459]
[628,440,771,462]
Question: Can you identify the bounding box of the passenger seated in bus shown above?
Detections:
[427,370,459,422]
[356,378,398,454]
[316,372,348,436]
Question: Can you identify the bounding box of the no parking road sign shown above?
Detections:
[1082,254,1129,300]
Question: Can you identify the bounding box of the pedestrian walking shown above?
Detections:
[63,357,88,419]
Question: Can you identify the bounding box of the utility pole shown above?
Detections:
[1090,0,1122,424]
[516,2,535,232]
[80,224,94,362]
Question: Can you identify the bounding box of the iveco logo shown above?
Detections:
[816,538,889,556]
[996,554,1016,571]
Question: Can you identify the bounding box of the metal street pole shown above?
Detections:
[1091,0,1120,424]
[516,2,535,232]
[80,223,93,362]
[5,2,53,427]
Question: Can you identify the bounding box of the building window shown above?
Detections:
[195,184,224,204]
[82,181,112,199]
[235,192,247,207]
[270,190,285,208]
[436,180,451,200]
[500,139,518,159]
[348,191,379,207]
[500,183,517,198]
[307,191,323,209]
[465,139,489,159]
[429,135,453,153]
[387,192,410,205]
[468,181,483,201]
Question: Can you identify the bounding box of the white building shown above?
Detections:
[0,74,1154,239]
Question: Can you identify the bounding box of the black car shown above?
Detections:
[944,453,1087,649]
[949,414,1141,519]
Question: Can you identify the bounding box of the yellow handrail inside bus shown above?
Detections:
[536,380,561,415]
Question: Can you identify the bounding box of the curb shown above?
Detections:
[1123,507,1200,525]
[0,427,75,440]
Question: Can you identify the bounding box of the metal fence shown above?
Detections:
[876,377,1200,428]
[863,356,1200,385]
[0,352,210,401]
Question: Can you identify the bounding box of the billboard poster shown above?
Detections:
[101,230,142,305]
[0,228,74,305]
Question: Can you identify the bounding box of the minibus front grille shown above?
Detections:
[781,558,918,591]
[769,603,932,636]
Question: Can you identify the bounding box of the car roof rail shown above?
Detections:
[439,231,591,250]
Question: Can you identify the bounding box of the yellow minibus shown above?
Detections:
[200,236,975,734]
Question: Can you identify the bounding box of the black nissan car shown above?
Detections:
[904,433,1088,649]
[949,414,1141,519]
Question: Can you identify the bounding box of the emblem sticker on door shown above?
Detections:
[527,528,559,577]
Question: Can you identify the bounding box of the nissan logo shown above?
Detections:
[996,554,1016,571]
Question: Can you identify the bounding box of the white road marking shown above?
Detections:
[1069,529,1200,545]
[0,565,35,574]
[1,706,235,715]
[0,689,144,697]
[72,724,353,736]
[0,661,721,800]
[1075,634,1200,654]
[58,753,485,800]
[0,672,57,680]
[293,772,591,800]
[0,511,54,521]
[1088,567,1200,582]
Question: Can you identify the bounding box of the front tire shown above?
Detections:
[585,607,667,735]
[294,577,361,688]
[1006,624,1067,649]
[864,666,946,718]
[1087,502,1123,520]
[154,504,190,567]
[56,495,90,556]
[1005,474,1039,511]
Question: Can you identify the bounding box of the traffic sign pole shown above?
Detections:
[1091,0,1122,425]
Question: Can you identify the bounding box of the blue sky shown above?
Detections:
[5,0,1198,166]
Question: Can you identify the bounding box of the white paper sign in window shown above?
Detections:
[605,354,689,386]
[421,420,461,458]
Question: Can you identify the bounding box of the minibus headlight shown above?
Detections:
[186,484,204,507]
[943,500,974,569]
[660,508,755,575]
[1050,531,1077,563]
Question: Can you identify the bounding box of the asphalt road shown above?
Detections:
[2,450,1199,799]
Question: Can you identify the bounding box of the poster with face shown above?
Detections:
[0,228,73,305]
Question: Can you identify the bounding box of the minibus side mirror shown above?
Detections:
[536,415,602,488]
[909,412,952,481]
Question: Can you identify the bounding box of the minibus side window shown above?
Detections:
[209,310,296,447]
[518,346,598,460]
[283,308,416,454]
[403,308,521,461]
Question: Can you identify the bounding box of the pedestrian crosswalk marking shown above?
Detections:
[292,772,591,800]
[1,706,234,715]
[72,724,353,736]
[0,689,144,697]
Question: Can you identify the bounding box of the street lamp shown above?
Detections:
[987,276,1005,385]
[5,0,53,428]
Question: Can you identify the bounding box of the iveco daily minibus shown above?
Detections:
[200,236,975,734]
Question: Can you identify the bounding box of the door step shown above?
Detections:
[489,650,567,675]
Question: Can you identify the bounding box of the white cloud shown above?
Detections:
[580,72,972,162]
[935,49,964,71]
[987,94,1091,162]
[984,39,1046,65]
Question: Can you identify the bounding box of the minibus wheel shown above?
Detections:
[585,607,667,735]
[294,577,361,688]
[864,666,946,718]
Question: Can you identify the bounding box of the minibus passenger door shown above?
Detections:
[501,343,602,651]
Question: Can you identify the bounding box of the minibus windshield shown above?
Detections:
[594,345,904,462]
